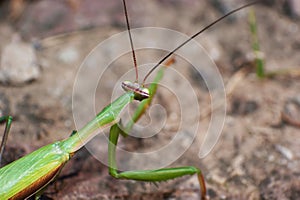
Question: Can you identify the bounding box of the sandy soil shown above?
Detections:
[0,0,299,199]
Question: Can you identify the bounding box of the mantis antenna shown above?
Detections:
[122,0,138,82]
[121,0,151,101]
[142,1,260,85]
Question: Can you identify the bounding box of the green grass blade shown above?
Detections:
[124,66,166,132]
[249,8,265,78]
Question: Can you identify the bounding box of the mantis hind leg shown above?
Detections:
[108,124,206,200]
[0,115,13,166]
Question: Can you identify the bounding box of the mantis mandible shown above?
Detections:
[0,1,258,199]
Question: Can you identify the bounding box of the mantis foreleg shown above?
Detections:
[108,124,206,200]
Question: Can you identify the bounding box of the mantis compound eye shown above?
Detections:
[134,87,150,101]
[121,81,150,101]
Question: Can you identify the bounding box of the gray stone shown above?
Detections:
[0,35,40,85]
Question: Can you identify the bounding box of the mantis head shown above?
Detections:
[122,81,150,101]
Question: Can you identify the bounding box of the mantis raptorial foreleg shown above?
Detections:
[0,115,13,166]
[108,123,206,199]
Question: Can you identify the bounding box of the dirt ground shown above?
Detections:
[0,0,300,200]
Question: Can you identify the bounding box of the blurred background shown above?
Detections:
[0,0,299,199]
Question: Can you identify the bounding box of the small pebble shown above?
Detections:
[0,35,40,85]
[275,145,294,160]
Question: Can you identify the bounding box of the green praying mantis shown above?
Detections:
[0,0,259,199]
